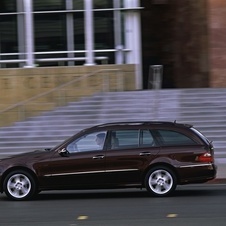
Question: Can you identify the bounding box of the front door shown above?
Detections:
[40,131,107,189]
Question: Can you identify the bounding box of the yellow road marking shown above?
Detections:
[167,214,178,218]
[77,215,89,220]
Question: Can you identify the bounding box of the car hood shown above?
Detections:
[0,148,53,164]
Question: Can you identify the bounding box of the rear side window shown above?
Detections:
[110,129,156,149]
[115,130,139,148]
[156,130,197,146]
[141,130,155,147]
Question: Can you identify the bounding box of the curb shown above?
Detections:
[206,178,226,184]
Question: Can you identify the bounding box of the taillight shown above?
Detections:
[196,152,213,163]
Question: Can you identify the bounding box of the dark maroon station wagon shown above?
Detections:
[0,121,217,200]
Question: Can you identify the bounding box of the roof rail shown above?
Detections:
[96,121,174,127]
[93,121,193,128]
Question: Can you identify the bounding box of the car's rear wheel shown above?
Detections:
[145,166,177,197]
[3,170,37,201]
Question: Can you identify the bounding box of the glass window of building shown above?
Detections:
[73,11,85,65]
[0,14,18,68]
[94,10,114,64]
[34,13,67,66]
[0,0,138,69]
[0,0,18,68]
[0,0,17,13]
[33,0,65,11]
[0,15,18,53]
[93,0,113,9]
[94,11,114,50]
[74,12,85,51]
[73,0,84,10]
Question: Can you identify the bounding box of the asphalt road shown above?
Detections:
[0,184,226,226]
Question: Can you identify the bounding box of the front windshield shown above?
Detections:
[51,137,70,151]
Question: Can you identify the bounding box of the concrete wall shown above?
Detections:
[0,64,136,126]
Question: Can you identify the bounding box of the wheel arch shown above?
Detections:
[0,166,39,192]
[142,162,180,186]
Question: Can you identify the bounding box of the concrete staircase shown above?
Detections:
[0,88,226,161]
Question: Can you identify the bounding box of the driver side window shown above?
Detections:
[67,131,107,153]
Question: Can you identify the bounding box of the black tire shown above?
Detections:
[145,166,177,197]
[3,170,37,201]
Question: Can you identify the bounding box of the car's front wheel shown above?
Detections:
[145,166,177,197]
[3,170,37,201]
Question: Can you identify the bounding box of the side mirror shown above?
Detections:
[58,148,70,157]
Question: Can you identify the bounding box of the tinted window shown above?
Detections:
[157,130,196,146]
[114,130,139,149]
[117,130,139,146]
[110,130,155,150]
[141,130,155,147]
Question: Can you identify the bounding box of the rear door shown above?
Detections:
[105,129,160,186]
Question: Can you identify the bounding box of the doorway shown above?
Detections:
[140,0,176,89]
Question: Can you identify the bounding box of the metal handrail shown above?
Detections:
[0,49,130,65]
[0,56,108,64]
[0,68,124,115]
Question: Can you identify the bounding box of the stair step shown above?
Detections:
[1,88,226,160]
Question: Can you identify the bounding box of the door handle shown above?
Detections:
[139,152,151,156]
[93,155,105,159]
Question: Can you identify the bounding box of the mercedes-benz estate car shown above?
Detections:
[0,121,217,200]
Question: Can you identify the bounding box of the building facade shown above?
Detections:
[0,0,142,89]
[0,0,226,89]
